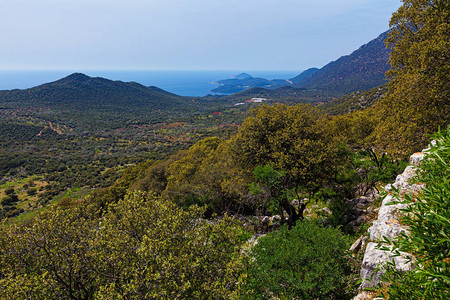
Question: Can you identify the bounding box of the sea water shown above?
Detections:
[0,70,299,97]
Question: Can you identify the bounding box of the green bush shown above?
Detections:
[0,192,249,299]
[380,127,450,299]
[4,188,15,195]
[243,220,353,299]
[26,188,37,196]
[1,194,18,206]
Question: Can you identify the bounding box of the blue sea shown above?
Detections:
[0,70,299,97]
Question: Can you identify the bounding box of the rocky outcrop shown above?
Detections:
[353,150,426,298]
[359,243,414,290]
[350,235,368,253]
[346,196,377,228]
[367,193,409,242]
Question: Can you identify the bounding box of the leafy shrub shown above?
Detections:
[4,188,15,195]
[244,220,353,299]
[26,187,37,196]
[380,127,449,299]
[0,191,248,299]
[1,194,18,206]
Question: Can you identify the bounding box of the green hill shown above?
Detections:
[217,86,331,103]
[289,68,319,84]
[211,73,291,94]
[320,84,387,115]
[0,73,184,110]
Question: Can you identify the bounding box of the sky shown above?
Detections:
[0,0,402,71]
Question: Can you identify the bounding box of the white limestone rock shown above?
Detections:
[409,152,425,165]
[350,235,368,253]
[352,291,372,300]
[355,148,426,295]
[368,195,409,241]
[359,242,414,289]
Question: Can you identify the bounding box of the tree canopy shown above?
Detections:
[371,0,449,155]
[231,104,342,192]
[0,192,248,299]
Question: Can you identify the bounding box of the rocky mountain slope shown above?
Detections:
[294,31,390,96]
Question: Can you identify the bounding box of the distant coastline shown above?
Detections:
[0,70,299,97]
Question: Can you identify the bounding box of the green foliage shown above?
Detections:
[243,220,352,299]
[0,200,100,299]
[252,164,286,185]
[131,158,177,195]
[250,165,286,214]
[249,164,301,226]
[0,191,248,299]
[164,137,251,215]
[371,0,450,155]
[165,137,223,209]
[327,108,378,151]
[26,187,37,196]
[92,191,248,299]
[321,85,387,116]
[89,160,152,209]
[4,188,15,195]
[217,86,330,104]
[1,194,18,206]
[380,127,450,299]
[232,103,342,193]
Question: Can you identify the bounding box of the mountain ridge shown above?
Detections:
[293,31,390,96]
[289,68,319,84]
[0,73,183,109]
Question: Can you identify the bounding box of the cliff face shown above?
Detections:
[353,150,427,299]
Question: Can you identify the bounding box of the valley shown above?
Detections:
[0,1,448,297]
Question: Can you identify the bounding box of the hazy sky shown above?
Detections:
[1,0,401,71]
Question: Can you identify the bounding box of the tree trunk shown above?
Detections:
[281,200,307,229]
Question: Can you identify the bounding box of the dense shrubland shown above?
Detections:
[0,192,249,299]
[0,0,448,298]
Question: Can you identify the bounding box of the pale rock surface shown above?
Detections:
[409,152,424,165]
[350,235,368,253]
[359,242,414,289]
[352,291,372,300]
[368,194,408,241]
[353,150,426,299]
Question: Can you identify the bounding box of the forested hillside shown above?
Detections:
[320,84,387,115]
[0,74,250,217]
[0,1,448,299]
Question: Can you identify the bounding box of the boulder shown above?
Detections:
[354,147,426,296]
[350,235,368,253]
[359,242,414,289]
[352,291,373,300]
[271,215,281,222]
[349,215,370,227]
[368,195,409,241]
[385,166,424,194]
[319,207,332,215]
[409,152,424,165]
[290,199,300,206]
[261,216,270,224]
